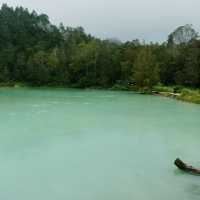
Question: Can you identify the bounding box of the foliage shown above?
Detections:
[177,89,200,104]
[132,47,160,89]
[153,85,174,93]
[0,4,199,93]
[168,24,198,45]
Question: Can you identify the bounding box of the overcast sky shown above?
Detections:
[1,0,199,42]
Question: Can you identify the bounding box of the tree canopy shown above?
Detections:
[0,4,199,89]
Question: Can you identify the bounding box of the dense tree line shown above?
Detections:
[0,4,200,89]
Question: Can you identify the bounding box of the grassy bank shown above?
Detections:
[177,89,200,104]
[0,82,30,88]
[153,85,200,104]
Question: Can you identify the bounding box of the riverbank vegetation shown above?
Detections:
[177,89,200,104]
[153,85,200,104]
[0,4,199,104]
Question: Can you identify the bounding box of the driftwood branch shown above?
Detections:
[174,158,200,175]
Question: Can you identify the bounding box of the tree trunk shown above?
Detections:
[174,158,200,175]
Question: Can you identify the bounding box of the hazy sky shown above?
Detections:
[1,0,199,42]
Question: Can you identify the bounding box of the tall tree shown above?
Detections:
[168,24,198,45]
[133,47,160,89]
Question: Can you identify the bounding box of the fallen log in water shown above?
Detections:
[174,158,200,175]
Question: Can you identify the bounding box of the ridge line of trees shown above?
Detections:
[0,4,199,89]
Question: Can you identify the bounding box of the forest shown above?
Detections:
[0,4,200,95]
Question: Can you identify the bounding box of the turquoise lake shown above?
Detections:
[0,88,199,200]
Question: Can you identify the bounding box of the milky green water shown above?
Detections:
[0,88,199,200]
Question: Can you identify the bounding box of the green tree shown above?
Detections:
[133,47,160,89]
[168,24,198,45]
[26,51,50,85]
[69,40,100,87]
[175,42,200,87]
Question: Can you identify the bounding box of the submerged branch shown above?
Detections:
[174,158,200,175]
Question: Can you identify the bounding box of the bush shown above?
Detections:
[177,88,200,104]
[153,85,174,93]
[173,86,183,93]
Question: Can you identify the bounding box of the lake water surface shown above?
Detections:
[0,88,199,200]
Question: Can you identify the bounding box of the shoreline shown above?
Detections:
[152,87,200,104]
[0,82,199,105]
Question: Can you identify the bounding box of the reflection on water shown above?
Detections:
[0,87,199,200]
